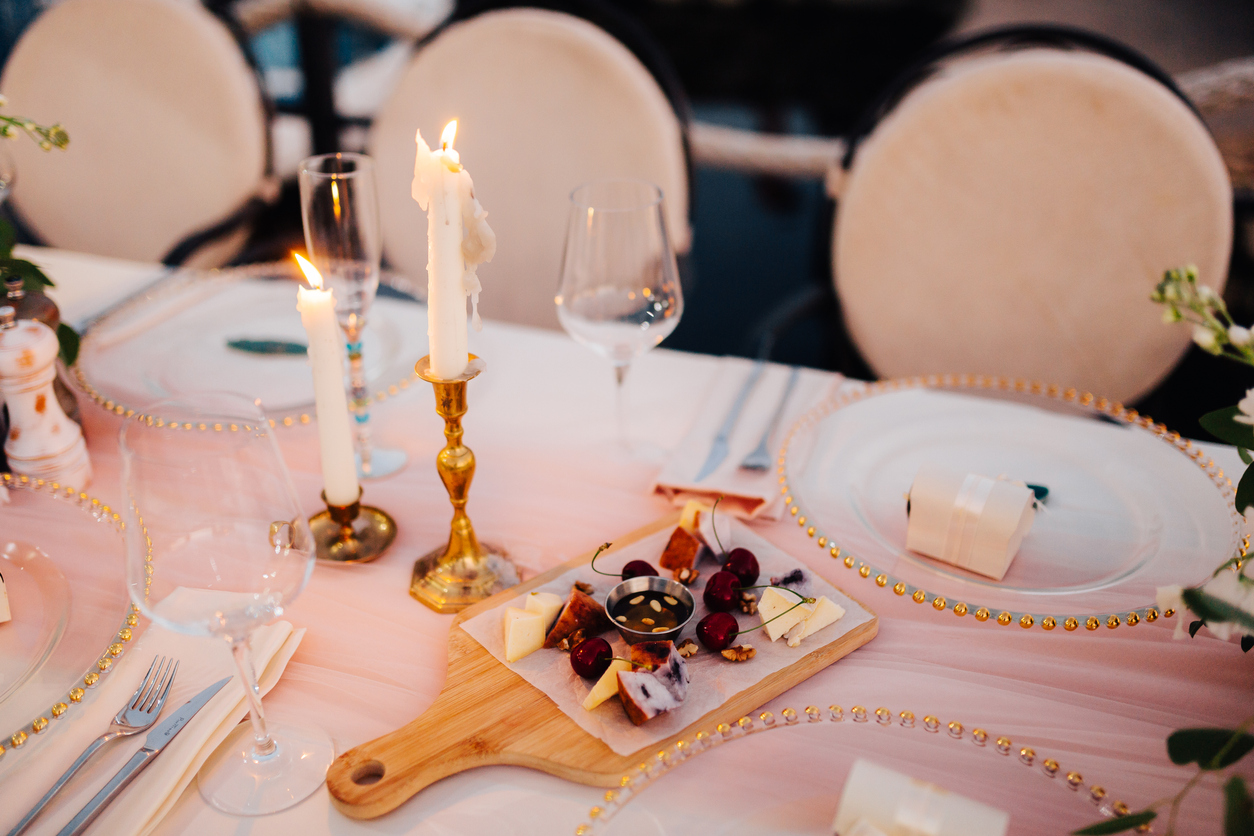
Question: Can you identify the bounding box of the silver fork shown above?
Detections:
[740,367,801,471]
[7,656,178,836]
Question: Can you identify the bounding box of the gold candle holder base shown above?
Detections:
[311,488,398,564]
[409,353,519,613]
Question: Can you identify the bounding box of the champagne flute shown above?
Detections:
[120,393,332,816]
[556,180,683,446]
[298,152,406,479]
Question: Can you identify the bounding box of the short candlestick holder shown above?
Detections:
[410,353,518,613]
[310,487,398,564]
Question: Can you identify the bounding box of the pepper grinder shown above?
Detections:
[4,273,79,422]
[0,306,91,488]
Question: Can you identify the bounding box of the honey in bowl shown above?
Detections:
[611,590,690,634]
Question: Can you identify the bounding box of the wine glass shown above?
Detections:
[298,152,406,479]
[556,180,683,445]
[120,392,333,816]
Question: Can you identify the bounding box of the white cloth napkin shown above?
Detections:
[652,357,838,519]
[0,589,305,836]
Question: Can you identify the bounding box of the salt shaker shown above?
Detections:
[0,306,91,488]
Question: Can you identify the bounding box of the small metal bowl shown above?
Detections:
[604,575,695,645]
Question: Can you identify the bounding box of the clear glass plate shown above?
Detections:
[0,477,137,768]
[781,379,1243,630]
[72,262,426,424]
[583,706,1203,835]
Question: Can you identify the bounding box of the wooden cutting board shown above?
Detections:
[326,514,878,819]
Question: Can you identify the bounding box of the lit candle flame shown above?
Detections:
[441,119,457,152]
[294,252,323,290]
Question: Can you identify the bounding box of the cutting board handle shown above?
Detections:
[327,690,498,819]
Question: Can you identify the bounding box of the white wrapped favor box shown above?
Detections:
[832,759,1009,836]
[905,464,1034,581]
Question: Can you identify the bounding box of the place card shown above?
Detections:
[833,760,1009,836]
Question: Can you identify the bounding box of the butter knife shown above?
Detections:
[57,676,231,836]
[693,360,766,482]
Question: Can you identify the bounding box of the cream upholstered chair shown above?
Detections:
[828,26,1232,405]
[0,0,274,267]
[370,7,690,330]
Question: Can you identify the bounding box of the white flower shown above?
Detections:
[1231,325,1252,347]
[1199,285,1223,305]
[1237,388,1254,426]
[1193,325,1218,351]
[1157,585,1189,639]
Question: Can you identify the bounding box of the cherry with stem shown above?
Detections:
[588,541,658,581]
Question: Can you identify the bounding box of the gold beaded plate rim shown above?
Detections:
[577,702,1141,834]
[776,375,1246,633]
[0,474,142,760]
[70,261,425,430]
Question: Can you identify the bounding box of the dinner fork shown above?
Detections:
[7,656,178,836]
[739,366,801,471]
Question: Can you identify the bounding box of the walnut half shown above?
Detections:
[674,567,700,585]
[676,638,698,658]
[556,628,586,652]
[573,580,595,595]
[721,644,756,662]
[739,591,758,615]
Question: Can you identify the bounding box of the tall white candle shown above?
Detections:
[412,120,496,380]
[295,253,360,507]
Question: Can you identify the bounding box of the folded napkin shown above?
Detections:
[653,357,838,519]
[15,245,170,329]
[0,588,304,836]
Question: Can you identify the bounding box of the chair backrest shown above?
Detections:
[832,29,1232,404]
[0,0,270,266]
[370,7,690,330]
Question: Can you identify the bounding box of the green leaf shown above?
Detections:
[1201,407,1254,448]
[4,258,54,288]
[1239,466,1254,517]
[1168,728,1254,769]
[1190,619,1206,638]
[0,218,14,259]
[1072,810,1156,834]
[1241,448,1253,466]
[1227,776,1254,836]
[1182,588,1254,634]
[56,323,79,367]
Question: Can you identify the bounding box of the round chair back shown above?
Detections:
[832,28,1232,403]
[1,0,270,266]
[371,8,689,330]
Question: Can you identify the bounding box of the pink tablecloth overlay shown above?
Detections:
[19,248,1254,835]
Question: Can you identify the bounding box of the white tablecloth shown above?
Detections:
[15,248,1254,835]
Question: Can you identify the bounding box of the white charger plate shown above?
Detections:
[778,377,1243,632]
[72,262,427,425]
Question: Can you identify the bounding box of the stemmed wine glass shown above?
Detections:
[556,180,683,446]
[120,392,332,816]
[298,152,406,479]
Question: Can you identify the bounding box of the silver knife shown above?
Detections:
[57,677,232,836]
[693,360,766,482]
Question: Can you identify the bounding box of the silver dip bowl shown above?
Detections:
[604,575,695,645]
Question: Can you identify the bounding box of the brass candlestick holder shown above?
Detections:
[310,487,397,564]
[410,353,517,613]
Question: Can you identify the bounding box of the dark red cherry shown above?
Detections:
[722,548,759,587]
[621,560,658,580]
[697,611,738,651]
[570,637,613,678]
[703,570,740,612]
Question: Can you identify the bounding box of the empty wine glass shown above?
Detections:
[298,152,406,479]
[120,392,332,816]
[556,180,683,445]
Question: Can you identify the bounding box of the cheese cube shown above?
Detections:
[786,596,845,647]
[0,572,9,624]
[503,607,545,662]
[758,587,811,642]
[524,591,563,632]
[582,658,632,710]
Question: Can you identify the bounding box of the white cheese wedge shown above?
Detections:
[0,572,9,624]
[524,591,563,633]
[758,587,811,642]
[582,658,632,710]
[678,500,710,533]
[790,595,845,647]
[503,607,545,662]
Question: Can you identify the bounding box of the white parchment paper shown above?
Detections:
[461,519,875,755]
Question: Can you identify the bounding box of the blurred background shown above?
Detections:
[2,0,1253,434]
